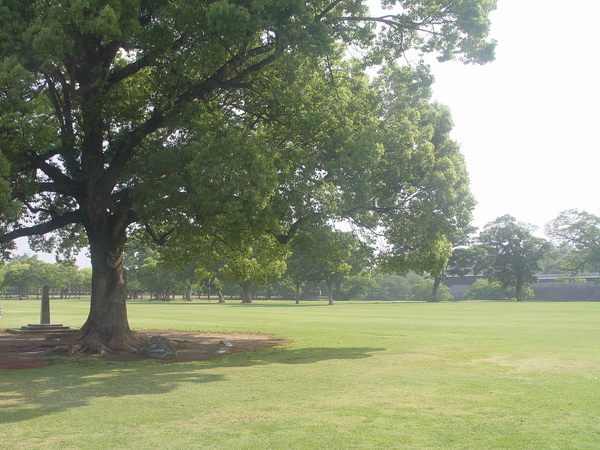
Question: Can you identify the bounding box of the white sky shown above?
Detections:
[423,0,600,230]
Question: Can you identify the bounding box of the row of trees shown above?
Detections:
[0,255,91,299]
[5,208,599,303]
[129,210,600,303]
[0,251,453,302]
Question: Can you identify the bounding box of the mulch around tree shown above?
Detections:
[0,330,287,370]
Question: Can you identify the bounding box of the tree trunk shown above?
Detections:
[334,276,342,301]
[73,214,144,353]
[430,276,442,302]
[326,278,334,305]
[295,283,301,304]
[240,280,252,303]
[515,277,523,301]
[185,282,193,302]
[217,289,225,303]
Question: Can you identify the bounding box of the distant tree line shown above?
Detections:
[0,255,92,299]
[6,210,600,303]
[123,210,600,303]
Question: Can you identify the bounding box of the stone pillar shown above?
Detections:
[41,285,50,324]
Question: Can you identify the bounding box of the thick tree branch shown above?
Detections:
[335,15,449,37]
[275,212,321,244]
[33,159,77,193]
[101,107,167,192]
[102,43,282,193]
[23,153,79,196]
[21,200,60,219]
[315,0,346,21]
[107,53,153,87]
[144,224,175,246]
[37,181,78,197]
[180,43,281,103]
[0,210,83,244]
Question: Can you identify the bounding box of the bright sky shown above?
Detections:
[422,0,600,231]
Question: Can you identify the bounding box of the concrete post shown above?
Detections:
[41,285,50,324]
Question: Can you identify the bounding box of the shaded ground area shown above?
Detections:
[0,330,286,370]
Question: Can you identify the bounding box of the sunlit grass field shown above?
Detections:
[1,298,599,449]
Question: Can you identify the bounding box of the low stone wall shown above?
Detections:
[531,281,600,301]
[444,278,600,301]
[446,284,471,300]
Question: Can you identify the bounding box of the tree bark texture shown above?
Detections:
[430,276,442,302]
[326,278,334,305]
[515,276,524,301]
[240,281,252,303]
[73,210,144,353]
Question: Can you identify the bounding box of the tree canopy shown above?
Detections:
[545,210,600,276]
[474,215,551,301]
[0,0,496,352]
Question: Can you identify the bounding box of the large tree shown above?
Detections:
[475,215,552,301]
[371,67,475,269]
[218,234,289,303]
[0,0,496,352]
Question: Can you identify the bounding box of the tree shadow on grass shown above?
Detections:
[226,346,386,366]
[0,345,385,425]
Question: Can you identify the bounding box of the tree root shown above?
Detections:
[68,330,147,355]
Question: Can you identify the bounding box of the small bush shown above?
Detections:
[463,279,533,300]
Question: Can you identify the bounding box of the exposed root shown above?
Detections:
[0,330,286,369]
[68,329,147,355]
[69,339,111,355]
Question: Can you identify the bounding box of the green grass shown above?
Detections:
[1,299,599,449]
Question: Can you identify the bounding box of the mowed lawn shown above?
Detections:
[1,299,599,449]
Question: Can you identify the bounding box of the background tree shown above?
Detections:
[429,225,478,301]
[463,279,535,301]
[475,215,552,301]
[336,272,378,301]
[537,242,575,275]
[284,240,326,304]
[137,255,183,300]
[368,273,418,300]
[545,210,600,277]
[288,226,356,305]
[72,267,93,298]
[370,67,475,280]
[1,255,48,299]
[0,254,73,298]
[0,1,496,352]
[330,232,374,301]
[463,279,508,300]
[218,235,289,303]
[2,258,35,299]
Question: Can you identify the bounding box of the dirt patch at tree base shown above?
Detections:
[0,330,287,370]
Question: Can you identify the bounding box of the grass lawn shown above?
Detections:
[1,299,599,449]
